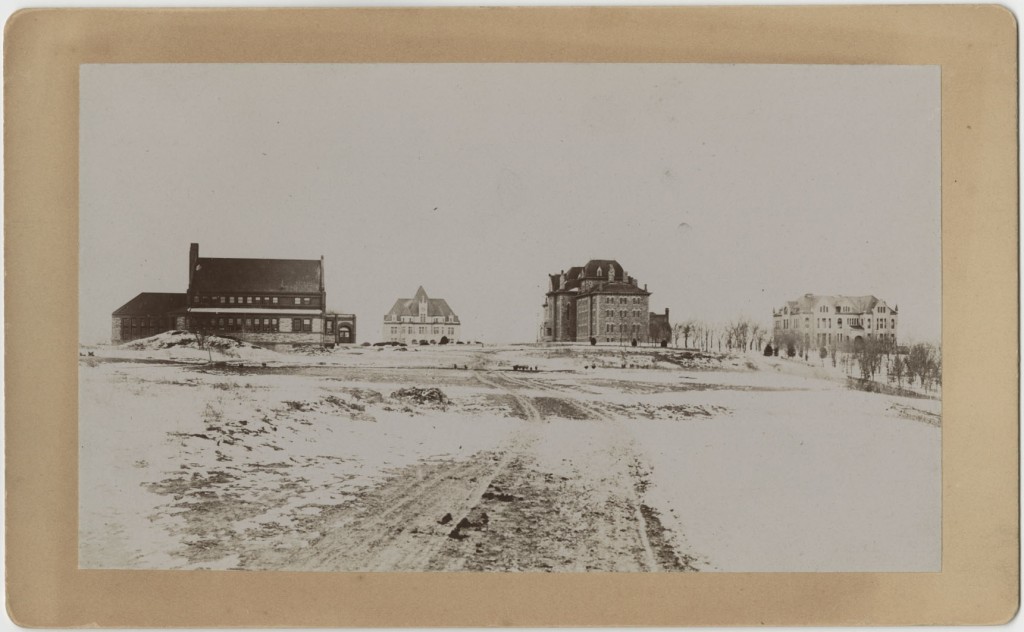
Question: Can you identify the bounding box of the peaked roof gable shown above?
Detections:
[387,288,459,319]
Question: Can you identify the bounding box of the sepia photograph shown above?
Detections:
[78,62,942,573]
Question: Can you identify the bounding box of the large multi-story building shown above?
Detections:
[772,293,898,351]
[382,286,461,344]
[110,243,357,348]
[541,259,657,344]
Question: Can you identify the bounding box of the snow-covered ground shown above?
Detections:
[79,337,940,572]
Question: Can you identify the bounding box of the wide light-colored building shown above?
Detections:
[773,293,898,351]
[382,286,461,344]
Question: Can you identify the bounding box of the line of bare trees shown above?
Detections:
[668,316,941,393]
[670,317,769,354]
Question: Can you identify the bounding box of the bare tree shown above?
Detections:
[672,320,696,348]
[905,343,937,389]
[855,338,884,381]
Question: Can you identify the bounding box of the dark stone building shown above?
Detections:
[542,259,661,344]
[648,308,672,345]
[110,243,356,348]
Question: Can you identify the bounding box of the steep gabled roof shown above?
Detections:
[387,288,459,320]
[112,292,187,316]
[190,257,322,294]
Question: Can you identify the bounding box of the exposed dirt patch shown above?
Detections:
[532,397,594,420]
[606,402,731,421]
[639,504,701,571]
[433,456,651,571]
[849,378,939,400]
[390,387,450,409]
[457,393,530,420]
[888,403,942,428]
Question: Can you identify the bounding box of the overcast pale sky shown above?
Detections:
[80,64,940,345]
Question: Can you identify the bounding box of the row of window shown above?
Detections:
[815,332,897,345]
[388,326,457,335]
[384,315,457,323]
[192,295,316,306]
[791,304,890,316]
[602,323,642,334]
[601,296,644,305]
[192,317,314,333]
[781,317,897,330]
[121,317,174,329]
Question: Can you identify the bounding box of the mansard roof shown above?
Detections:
[582,259,625,279]
[112,292,187,316]
[579,281,650,296]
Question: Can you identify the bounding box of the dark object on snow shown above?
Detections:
[631,338,638,347]
[660,340,667,348]
[763,343,774,357]
[390,386,450,407]
[439,336,449,345]
[590,337,597,346]
[439,513,453,525]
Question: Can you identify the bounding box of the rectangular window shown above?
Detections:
[220,297,226,304]
[229,297,235,304]
[245,318,252,327]
[295,298,302,305]
[292,318,302,331]
[303,297,311,305]
[246,297,253,304]
[273,297,279,304]
[255,296,261,304]
[303,319,311,332]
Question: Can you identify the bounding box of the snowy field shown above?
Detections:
[79,335,941,572]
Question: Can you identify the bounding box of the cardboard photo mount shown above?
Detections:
[4,6,1018,627]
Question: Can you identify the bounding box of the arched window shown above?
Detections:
[837,318,843,327]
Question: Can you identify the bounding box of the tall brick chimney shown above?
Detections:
[188,243,199,286]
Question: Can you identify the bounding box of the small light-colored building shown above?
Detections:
[773,293,898,351]
[382,286,461,344]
